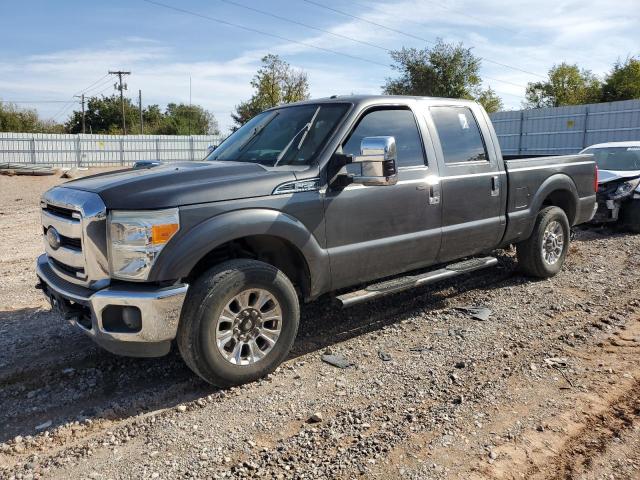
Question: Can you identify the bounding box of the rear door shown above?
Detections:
[425,104,506,262]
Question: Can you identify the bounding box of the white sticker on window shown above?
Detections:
[627,147,640,151]
[458,113,469,129]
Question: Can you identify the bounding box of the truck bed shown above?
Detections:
[501,153,596,246]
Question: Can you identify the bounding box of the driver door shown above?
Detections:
[323,107,442,291]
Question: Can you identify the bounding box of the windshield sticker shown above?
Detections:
[627,147,640,151]
[458,113,469,129]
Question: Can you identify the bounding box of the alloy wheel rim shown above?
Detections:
[215,288,282,365]
[541,220,564,265]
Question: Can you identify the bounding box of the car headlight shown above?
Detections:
[610,178,640,200]
[108,208,179,281]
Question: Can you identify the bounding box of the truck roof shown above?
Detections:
[266,94,479,110]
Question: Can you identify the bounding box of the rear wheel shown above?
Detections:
[177,259,299,387]
[517,206,570,278]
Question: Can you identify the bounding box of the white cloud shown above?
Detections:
[2,0,638,129]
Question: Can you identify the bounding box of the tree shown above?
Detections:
[231,54,310,129]
[602,57,640,102]
[524,63,602,108]
[66,94,138,134]
[383,40,502,111]
[475,87,503,113]
[65,95,219,135]
[156,103,220,135]
[0,102,64,133]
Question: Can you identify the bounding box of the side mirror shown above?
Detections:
[351,136,398,186]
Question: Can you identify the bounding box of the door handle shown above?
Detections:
[428,184,440,205]
[491,175,500,197]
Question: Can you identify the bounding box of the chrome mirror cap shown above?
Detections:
[351,136,398,186]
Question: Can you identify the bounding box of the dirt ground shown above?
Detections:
[0,172,638,480]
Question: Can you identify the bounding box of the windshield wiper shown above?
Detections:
[274,106,321,166]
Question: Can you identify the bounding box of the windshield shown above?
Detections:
[206,103,349,166]
[583,146,640,171]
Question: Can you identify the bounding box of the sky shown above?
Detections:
[1,0,638,133]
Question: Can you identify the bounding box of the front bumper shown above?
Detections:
[36,254,188,357]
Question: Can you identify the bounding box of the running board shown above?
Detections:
[335,256,498,308]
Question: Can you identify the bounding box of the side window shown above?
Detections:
[430,106,488,164]
[342,108,426,167]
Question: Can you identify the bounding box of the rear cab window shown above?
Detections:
[430,106,488,164]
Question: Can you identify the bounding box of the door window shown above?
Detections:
[342,108,426,167]
[430,106,488,164]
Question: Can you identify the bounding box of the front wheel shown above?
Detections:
[177,259,300,387]
[516,206,570,278]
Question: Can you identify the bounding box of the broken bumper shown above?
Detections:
[36,254,188,357]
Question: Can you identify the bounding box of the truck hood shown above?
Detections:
[65,161,296,209]
[598,169,640,185]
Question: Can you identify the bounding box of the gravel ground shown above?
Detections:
[0,172,639,480]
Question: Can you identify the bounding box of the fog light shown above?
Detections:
[122,306,142,331]
[102,305,142,333]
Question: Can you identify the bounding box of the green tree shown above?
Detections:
[156,103,220,135]
[475,87,503,113]
[0,102,64,133]
[524,63,602,108]
[65,96,219,135]
[231,54,310,129]
[602,57,640,102]
[383,40,502,111]
[65,94,138,134]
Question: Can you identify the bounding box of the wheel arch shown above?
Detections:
[149,209,330,300]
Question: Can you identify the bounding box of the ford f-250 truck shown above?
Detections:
[36,95,598,386]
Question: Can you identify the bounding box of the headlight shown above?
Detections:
[108,208,179,280]
[610,178,640,200]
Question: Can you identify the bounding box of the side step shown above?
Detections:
[335,256,498,308]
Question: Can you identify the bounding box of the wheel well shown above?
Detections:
[541,189,577,225]
[186,235,311,299]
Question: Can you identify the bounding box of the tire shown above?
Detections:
[516,206,570,278]
[177,259,300,387]
[622,200,640,233]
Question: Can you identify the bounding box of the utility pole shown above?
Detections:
[188,75,192,136]
[108,70,131,135]
[138,89,143,134]
[73,94,86,134]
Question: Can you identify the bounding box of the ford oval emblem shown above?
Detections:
[47,227,61,250]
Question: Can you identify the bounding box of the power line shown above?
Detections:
[0,100,75,103]
[72,73,110,97]
[217,0,529,91]
[141,0,390,67]
[302,0,545,80]
[218,0,390,52]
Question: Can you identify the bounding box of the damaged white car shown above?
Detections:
[582,141,640,232]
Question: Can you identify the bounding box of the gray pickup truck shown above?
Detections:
[36,95,597,386]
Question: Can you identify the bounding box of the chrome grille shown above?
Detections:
[41,187,110,289]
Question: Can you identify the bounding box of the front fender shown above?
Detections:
[148,208,330,297]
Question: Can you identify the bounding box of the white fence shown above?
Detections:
[489,99,640,156]
[0,133,223,167]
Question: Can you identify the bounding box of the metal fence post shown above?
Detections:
[76,135,81,167]
[190,136,195,161]
[120,137,124,166]
[155,138,160,161]
[518,110,524,155]
[582,106,589,150]
[30,137,36,164]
